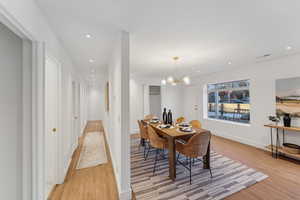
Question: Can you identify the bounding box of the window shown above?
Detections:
[206,80,250,124]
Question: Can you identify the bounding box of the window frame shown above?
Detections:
[205,79,251,124]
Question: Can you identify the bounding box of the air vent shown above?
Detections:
[256,54,272,59]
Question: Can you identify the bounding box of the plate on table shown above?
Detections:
[158,124,173,129]
[177,122,191,128]
[150,119,160,124]
[178,127,196,133]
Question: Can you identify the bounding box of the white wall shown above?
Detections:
[88,84,105,120]
[161,85,185,121]
[130,79,144,133]
[183,54,300,149]
[0,22,22,200]
[103,31,130,200]
[129,79,185,133]
[0,1,88,199]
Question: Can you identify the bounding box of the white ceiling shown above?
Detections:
[36,0,300,80]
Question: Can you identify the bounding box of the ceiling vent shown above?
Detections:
[256,54,272,59]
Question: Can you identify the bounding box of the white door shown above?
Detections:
[45,57,60,197]
[72,82,80,146]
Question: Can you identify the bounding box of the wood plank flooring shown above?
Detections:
[132,134,300,200]
[51,125,300,200]
[49,121,119,200]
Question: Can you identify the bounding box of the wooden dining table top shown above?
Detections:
[142,120,211,138]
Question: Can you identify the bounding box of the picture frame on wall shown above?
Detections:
[105,82,109,112]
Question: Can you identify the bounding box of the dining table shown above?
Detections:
[142,120,211,181]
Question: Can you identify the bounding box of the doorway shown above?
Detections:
[72,81,81,146]
[45,57,61,197]
[149,85,162,119]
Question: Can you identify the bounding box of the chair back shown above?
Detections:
[181,131,211,158]
[176,116,185,124]
[147,126,166,149]
[137,120,148,140]
[190,120,202,128]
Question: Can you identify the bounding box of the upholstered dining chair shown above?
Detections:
[190,120,202,129]
[176,131,212,184]
[147,126,168,175]
[176,116,186,124]
[137,120,149,158]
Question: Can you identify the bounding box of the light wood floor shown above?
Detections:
[50,125,300,200]
[49,121,119,200]
[132,134,300,200]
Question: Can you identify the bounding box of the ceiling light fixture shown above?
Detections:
[89,59,95,63]
[161,79,167,85]
[228,61,232,65]
[161,57,191,86]
[85,34,92,38]
[286,46,292,51]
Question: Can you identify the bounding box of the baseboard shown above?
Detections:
[102,126,122,198]
[213,131,266,150]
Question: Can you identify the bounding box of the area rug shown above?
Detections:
[77,131,108,169]
[131,139,268,200]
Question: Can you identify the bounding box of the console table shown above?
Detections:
[264,124,300,160]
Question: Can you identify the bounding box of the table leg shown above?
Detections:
[140,138,145,147]
[270,128,274,157]
[203,142,211,169]
[283,129,285,144]
[168,137,176,181]
[276,128,279,158]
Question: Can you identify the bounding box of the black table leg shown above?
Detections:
[140,138,145,147]
[276,128,279,158]
[270,128,274,157]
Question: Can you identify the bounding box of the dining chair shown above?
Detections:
[176,131,212,184]
[190,120,202,129]
[137,120,150,158]
[176,116,186,124]
[147,126,168,175]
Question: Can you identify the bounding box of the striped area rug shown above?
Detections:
[131,139,268,200]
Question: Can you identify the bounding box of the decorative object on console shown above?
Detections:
[283,113,291,127]
[268,116,280,125]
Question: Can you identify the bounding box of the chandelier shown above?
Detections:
[161,56,191,86]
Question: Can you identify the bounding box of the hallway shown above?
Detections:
[50,121,119,200]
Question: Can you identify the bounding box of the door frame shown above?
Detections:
[45,55,63,191]
[0,5,46,200]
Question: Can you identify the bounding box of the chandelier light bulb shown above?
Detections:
[167,76,174,83]
[183,76,191,85]
[161,79,167,85]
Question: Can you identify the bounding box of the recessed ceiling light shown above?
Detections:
[228,61,232,65]
[85,34,92,38]
[89,59,95,63]
[286,46,292,51]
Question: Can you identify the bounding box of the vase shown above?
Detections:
[162,108,167,124]
[283,114,291,127]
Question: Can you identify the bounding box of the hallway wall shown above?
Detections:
[0,1,88,199]
[0,22,22,200]
[88,83,105,121]
[103,31,131,200]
